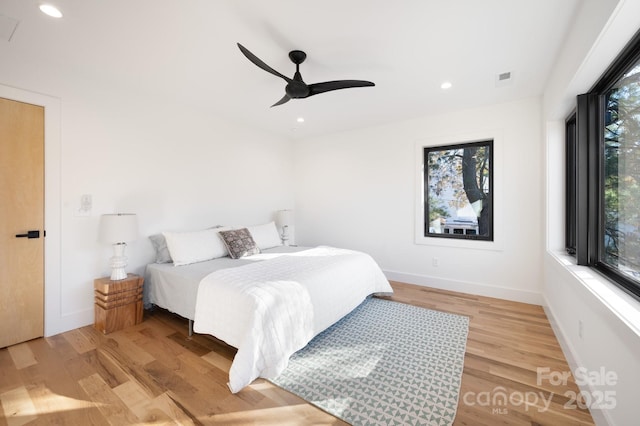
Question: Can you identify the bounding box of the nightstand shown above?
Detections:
[94,273,144,334]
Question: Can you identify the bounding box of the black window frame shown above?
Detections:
[565,113,577,256]
[423,140,494,242]
[566,27,640,300]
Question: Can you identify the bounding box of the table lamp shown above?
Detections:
[98,213,138,280]
[276,209,293,246]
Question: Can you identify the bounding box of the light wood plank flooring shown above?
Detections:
[0,281,594,425]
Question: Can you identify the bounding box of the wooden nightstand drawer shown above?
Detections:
[94,274,144,334]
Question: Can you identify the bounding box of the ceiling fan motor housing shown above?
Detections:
[286,80,310,98]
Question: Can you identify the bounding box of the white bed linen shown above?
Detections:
[193,246,393,393]
[144,246,304,320]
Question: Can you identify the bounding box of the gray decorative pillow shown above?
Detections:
[218,228,260,259]
[149,234,173,264]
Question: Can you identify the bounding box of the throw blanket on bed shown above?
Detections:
[193,246,392,393]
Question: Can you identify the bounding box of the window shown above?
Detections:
[567,28,640,299]
[423,140,493,241]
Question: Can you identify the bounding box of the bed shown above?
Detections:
[144,243,393,393]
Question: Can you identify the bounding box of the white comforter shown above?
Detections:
[192,246,393,393]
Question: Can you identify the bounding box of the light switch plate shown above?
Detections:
[74,194,92,216]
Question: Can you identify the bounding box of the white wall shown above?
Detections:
[542,1,640,425]
[294,97,544,304]
[1,71,294,336]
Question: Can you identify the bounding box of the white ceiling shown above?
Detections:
[1,0,581,139]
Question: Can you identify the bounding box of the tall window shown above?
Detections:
[602,62,640,284]
[567,28,640,299]
[424,140,493,241]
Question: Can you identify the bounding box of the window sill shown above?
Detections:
[414,235,503,251]
[549,250,640,338]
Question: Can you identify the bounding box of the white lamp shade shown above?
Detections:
[276,209,293,228]
[99,213,138,244]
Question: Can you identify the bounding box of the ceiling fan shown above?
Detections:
[237,43,375,107]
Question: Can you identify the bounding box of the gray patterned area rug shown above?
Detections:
[271,297,469,426]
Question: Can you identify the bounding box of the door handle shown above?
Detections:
[15,230,40,239]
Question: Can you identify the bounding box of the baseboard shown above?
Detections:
[383,269,543,305]
[45,307,94,337]
[542,295,612,426]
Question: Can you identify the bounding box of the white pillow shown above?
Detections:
[247,221,282,250]
[163,228,229,266]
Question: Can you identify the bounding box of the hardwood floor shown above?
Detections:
[0,281,594,425]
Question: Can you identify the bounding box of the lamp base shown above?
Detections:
[109,243,129,281]
[109,265,128,281]
[281,225,290,246]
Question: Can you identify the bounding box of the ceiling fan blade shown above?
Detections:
[308,80,375,97]
[237,43,292,83]
[271,94,291,107]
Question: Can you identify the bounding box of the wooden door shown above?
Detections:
[0,97,45,348]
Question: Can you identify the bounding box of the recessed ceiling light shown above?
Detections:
[39,4,63,18]
[441,81,452,90]
[297,117,305,123]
